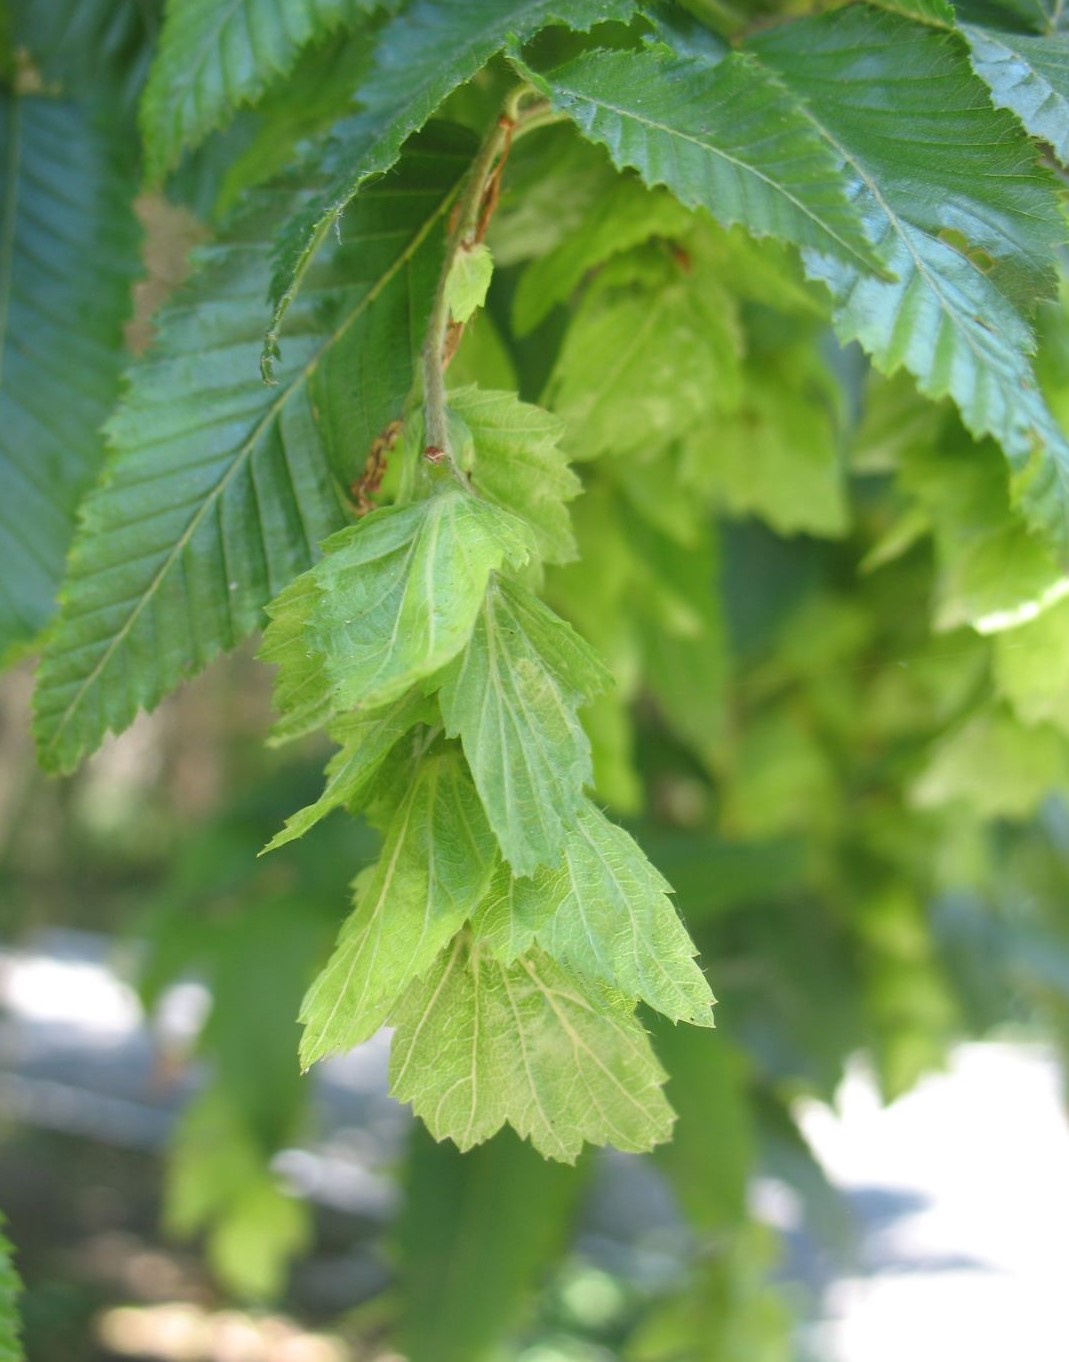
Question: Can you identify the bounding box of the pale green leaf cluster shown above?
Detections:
[390,938,674,1162]
[267,437,713,1154]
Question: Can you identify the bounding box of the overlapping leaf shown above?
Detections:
[262,487,536,739]
[751,8,1069,554]
[682,343,848,538]
[266,0,637,354]
[439,576,610,875]
[529,45,885,276]
[475,801,714,1024]
[299,749,497,1066]
[390,937,675,1161]
[512,177,692,335]
[140,0,385,181]
[545,253,742,461]
[33,130,470,773]
[263,689,435,850]
[962,23,1069,162]
[0,95,140,665]
[447,387,581,565]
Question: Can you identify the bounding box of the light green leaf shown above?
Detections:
[33,131,470,773]
[440,576,610,875]
[682,344,848,538]
[545,252,742,461]
[530,45,885,277]
[140,0,384,181]
[266,0,637,355]
[447,385,580,565]
[0,1215,20,1362]
[476,801,714,1026]
[513,177,692,335]
[263,690,435,851]
[264,488,536,739]
[994,595,1069,733]
[910,705,1069,818]
[0,96,139,665]
[751,8,1069,554]
[962,24,1069,163]
[389,937,675,1161]
[300,749,497,1066]
[899,431,1068,634]
[165,1089,310,1301]
[446,241,493,323]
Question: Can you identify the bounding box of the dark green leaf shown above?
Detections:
[529,45,885,277]
[33,130,470,772]
[0,95,139,665]
[140,0,384,181]
[266,0,637,358]
[751,8,1069,554]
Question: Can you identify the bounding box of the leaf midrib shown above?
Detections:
[553,65,880,271]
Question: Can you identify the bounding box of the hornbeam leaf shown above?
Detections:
[257,574,335,747]
[910,705,1069,818]
[994,596,1069,732]
[682,343,848,538]
[962,24,1069,163]
[529,46,885,278]
[389,937,675,1161]
[11,0,155,108]
[751,8,1069,554]
[439,576,611,875]
[299,749,497,1067]
[140,0,385,182]
[512,177,692,335]
[476,802,714,1026]
[265,488,537,732]
[266,0,637,357]
[0,96,140,665]
[445,242,493,325]
[447,386,581,566]
[262,689,435,851]
[33,130,471,774]
[545,252,742,462]
[0,1213,20,1362]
